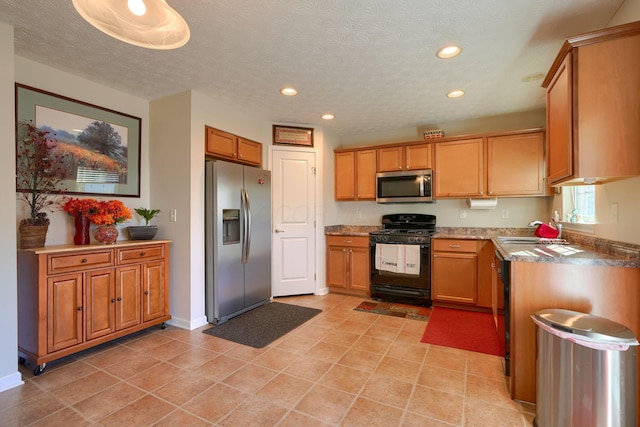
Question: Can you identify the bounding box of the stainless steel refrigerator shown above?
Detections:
[205,160,272,324]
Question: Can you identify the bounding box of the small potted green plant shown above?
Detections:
[127,207,160,240]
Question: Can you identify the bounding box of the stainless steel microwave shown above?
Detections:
[376,169,433,203]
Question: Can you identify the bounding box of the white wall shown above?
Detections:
[14,57,150,244]
[0,23,22,392]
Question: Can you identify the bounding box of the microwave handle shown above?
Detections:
[422,175,431,197]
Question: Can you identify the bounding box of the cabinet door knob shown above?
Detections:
[140,252,146,256]
[111,299,116,303]
[81,259,88,263]
[117,297,122,301]
[144,290,150,295]
[77,306,83,311]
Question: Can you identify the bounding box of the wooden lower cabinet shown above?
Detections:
[326,235,370,296]
[18,241,171,375]
[510,261,640,415]
[431,238,494,308]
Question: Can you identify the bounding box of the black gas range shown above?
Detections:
[369,214,436,306]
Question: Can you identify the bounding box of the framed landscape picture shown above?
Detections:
[15,84,141,197]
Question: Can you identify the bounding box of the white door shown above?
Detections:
[271,149,316,296]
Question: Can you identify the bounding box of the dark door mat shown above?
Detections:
[354,301,431,321]
[202,302,322,348]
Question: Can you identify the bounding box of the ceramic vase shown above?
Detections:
[94,224,118,244]
[73,215,91,245]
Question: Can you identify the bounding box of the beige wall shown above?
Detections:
[0,22,22,392]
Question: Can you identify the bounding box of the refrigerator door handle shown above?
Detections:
[241,189,248,264]
[244,188,252,263]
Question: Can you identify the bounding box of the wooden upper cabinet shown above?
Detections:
[434,138,484,198]
[205,126,262,167]
[542,21,640,185]
[377,143,432,172]
[237,138,262,166]
[377,146,404,172]
[545,55,573,184]
[335,151,356,200]
[487,132,546,196]
[355,150,377,200]
[334,149,376,201]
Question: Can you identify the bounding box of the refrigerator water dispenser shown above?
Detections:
[222,209,240,244]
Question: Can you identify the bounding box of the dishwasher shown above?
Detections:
[495,249,510,376]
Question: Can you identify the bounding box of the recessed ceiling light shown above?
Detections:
[447,90,465,98]
[437,45,461,59]
[280,87,298,96]
[322,114,335,120]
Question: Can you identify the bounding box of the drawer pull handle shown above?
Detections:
[448,245,461,248]
[343,240,352,243]
[77,306,83,311]
[140,252,146,256]
[81,259,88,263]
[144,290,150,295]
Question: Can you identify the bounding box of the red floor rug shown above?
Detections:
[421,307,504,356]
[354,301,431,321]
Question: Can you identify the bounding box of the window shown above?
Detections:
[563,185,596,224]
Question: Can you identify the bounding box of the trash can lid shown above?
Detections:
[534,308,638,344]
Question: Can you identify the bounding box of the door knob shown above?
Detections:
[275,229,285,233]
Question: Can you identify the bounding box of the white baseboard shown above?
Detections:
[0,371,24,393]
[166,315,209,331]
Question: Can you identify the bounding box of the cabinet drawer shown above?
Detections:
[432,239,478,253]
[117,245,165,264]
[48,250,114,274]
[326,235,369,248]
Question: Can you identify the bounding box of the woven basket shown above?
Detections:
[19,224,48,249]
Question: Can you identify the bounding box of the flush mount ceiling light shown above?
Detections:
[437,45,461,59]
[447,90,465,98]
[280,87,298,96]
[72,0,190,50]
[322,114,335,120]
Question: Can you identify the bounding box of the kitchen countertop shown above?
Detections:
[325,224,640,268]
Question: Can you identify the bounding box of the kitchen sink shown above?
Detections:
[497,236,541,244]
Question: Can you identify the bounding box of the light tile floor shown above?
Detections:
[1,294,536,426]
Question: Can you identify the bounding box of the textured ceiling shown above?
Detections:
[0,0,625,141]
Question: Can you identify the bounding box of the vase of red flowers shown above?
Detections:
[90,200,132,244]
[63,198,99,245]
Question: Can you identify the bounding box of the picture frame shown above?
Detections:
[273,125,314,147]
[15,84,142,197]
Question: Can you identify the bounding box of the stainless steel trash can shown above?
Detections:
[532,309,638,427]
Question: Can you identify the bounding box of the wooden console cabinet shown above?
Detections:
[17,241,171,375]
